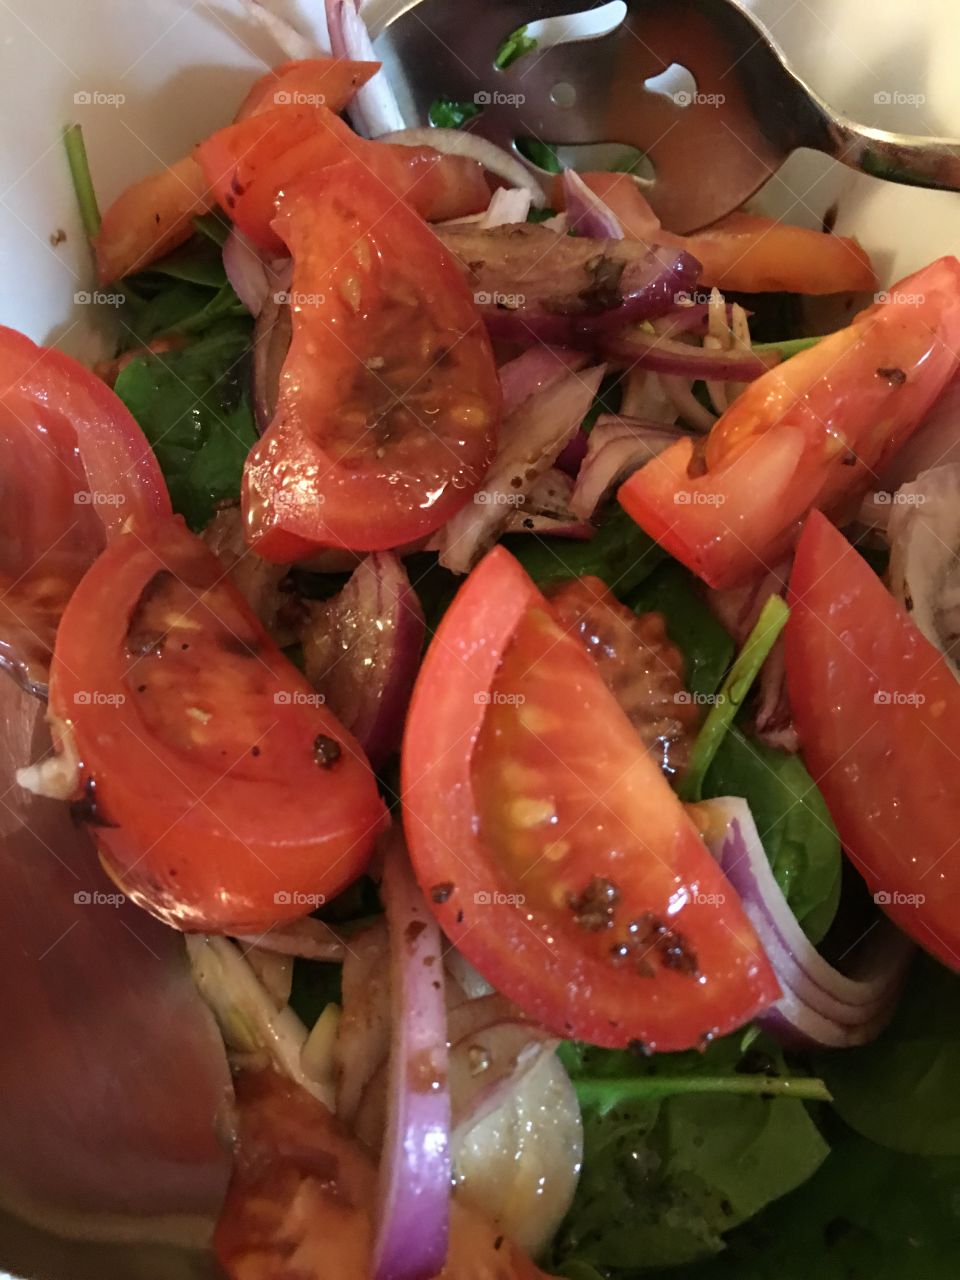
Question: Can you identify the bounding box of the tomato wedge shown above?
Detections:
[214,1070,551,1280]
[402,547,778,1051]
[48,516,386,934]
[195,105,490,254]
[234,56,380,121]
[243,160,500,560]
[619,257,960,589]
[558,173,877,294]
[786,512,960,970]
[0,324,170,690]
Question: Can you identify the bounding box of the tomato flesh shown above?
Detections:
[214,1070,551,1280]
[196,105,490,254]
[619,257,960,588]
[402,547,778,1051]
[786,511,960,969]
[49,516,386,933]
[243,160,500,559]
[234,56,380,121]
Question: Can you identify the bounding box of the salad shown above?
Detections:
[2,4,960,1278]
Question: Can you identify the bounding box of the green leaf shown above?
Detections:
[137,234,229,288]
[628,562,734,700]
[113,322,256,530]
[495,25,539,69]
[429,96,482,129]
[63,123,100,239]
[753,335,824,360]
[527,206,560,224]
[192,211,232,247]
[516,137,563,174]
[555,1036,829,1273]
[678,596,790,803]
[817,955,960,1156]
[703,728,842,943]
[505,504,665,596]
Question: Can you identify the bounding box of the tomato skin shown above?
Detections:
[234,56,380,121]
[214,1070,552,1280]
[243,161,500,560]
[196,105,490,254]
[786,512,960,969]
[558,173,876,294]
[402,547,778,1052]
[49,516,386,934]
[620,257,960,589]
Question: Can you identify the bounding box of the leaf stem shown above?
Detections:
[63,124,101,240]
[574,1073,832,1111]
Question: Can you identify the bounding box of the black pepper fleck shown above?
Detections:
[313,735,341,768]
[876,366,906,386]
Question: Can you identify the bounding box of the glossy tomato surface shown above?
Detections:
[49,516,386,933]
[619,258,960,588]
[402,547,778,1052]
[234,56,380,121]
[787,511,960,969]
[214,1070,552,1280]
[243,160,500,559]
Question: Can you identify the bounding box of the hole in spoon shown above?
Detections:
[643,63,698,109]
[495,1,628,70]
[515,138,653,183]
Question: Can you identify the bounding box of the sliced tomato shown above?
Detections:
[402,547,778,1051]
[546,575,698,778]
[557,173,877,294]
[94,156,215,284]
[195,105,490,254]
[619,257,960,589]
[234,56,380,121]
[0,325,170,690]
[48,516,386,934]
[786,512,960,969]
[214,1069,551,1280]
[243,160,500,560]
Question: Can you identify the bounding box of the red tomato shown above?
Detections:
[619,257,960,589]
[234,56,380,121]
[48,516,386,934]
[558,173,877,294]
[786,512,960,969]
[401,547,778,1052]
[214,1070,552,1280]
[243,161,500,560]
[195,105,490,254]
[94,156,215,284]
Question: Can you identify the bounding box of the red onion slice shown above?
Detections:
[698,796,912,1049]
[251,264,292,433]
[605,325,780,381]
[437,223,700,346]
[503,467,595,538]
[301,552,425,767]
[498,346,590,415]
[223,227,272,317]
[373,836,451,1280]
[571,414,687,519]
[326,0,405,136]
[562,168,624,240]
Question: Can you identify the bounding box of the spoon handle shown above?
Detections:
[824,118,960,193]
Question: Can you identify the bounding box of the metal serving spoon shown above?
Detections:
[364,0,960,232]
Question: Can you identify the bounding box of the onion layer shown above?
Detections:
[605,325,780,381]
[381,128,546,205]
[697,796,912,1049]
[570,414,687,519]
[373,837,451,1280]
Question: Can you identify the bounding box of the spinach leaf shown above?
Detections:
[113,321,256,530]
[817,954,960,1155]
[506,504,665,595]
[428,96,482,129]
[495,24,538,69]
[628,562,734,699]
[554,1036,830,1273]
[123,277,246,345]
[655,1127,960,1280]
[703,728,842,943]
[516,137,563,173]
